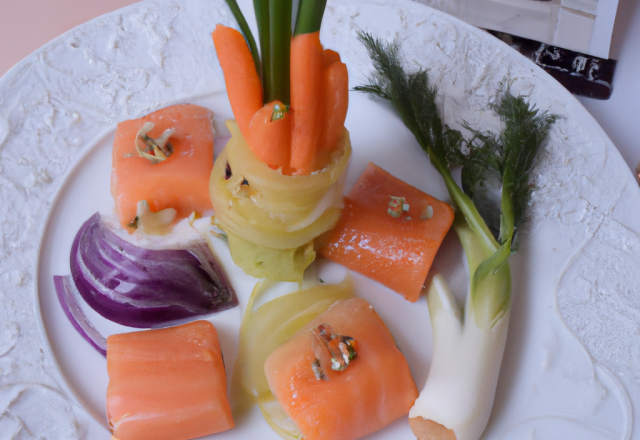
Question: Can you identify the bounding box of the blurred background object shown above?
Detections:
[491,32,616,99]
[414,0,621,99]
[0,0,139,77]
[415,0,619,58]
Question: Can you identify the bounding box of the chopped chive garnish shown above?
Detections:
[271,103,289,121]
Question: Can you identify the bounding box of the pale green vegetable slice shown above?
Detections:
[258,396,303,440]
[234,275,354,400]
[225,228,315,282]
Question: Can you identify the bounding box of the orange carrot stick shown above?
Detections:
[322,49,341,68]
[212,24,263,136]
[317,60,348,165]
[290,31,324,175]
[247,101,291,171]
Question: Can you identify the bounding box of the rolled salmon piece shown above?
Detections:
[106,321,234,440]
[111,104,215,229]
[264,298,418,440]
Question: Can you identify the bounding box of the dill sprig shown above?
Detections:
[461,95,558,243]
[495,95,558,238]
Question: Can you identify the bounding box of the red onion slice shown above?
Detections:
[54,275,107,356]
[66,213,237,328]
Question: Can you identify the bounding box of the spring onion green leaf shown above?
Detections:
[226,0,293,104]
[267,0,292,103]
[294,0,327,36]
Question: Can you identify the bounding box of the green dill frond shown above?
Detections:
[353,81,391,101]
[408,69,446,163]
[355,31,464,171]
[458,130,503,239]
[443,126,466,166]
[456,94,557,244]
[459,128,502,198]
[496,94,557,232]
[354,32,424,148]
[354,32,404,98]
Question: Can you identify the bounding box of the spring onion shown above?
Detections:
[356,32,556,440]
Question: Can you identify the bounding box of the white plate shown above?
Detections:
[36,87,447,438]
[26,0,640,438]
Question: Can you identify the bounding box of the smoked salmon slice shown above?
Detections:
[319,162,455,302]
[106,321,234,440]
[111,104,215,229]
[264,298,418,440]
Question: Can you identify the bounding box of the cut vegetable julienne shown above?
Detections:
[264,298,419,440]
[209,120,350,280]
[67,213,237,328]
[111,104,215,229]
[211,24,263,137]
[289,31,324,174]
[210,121,350,249]
[107,321,233,440]
[319,162,454,302]
[210,0,350,280]
[247,100,291,171]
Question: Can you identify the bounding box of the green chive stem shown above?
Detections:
[294,0,327,36]
[253,0,270,98]
[267,0,292,104]
[224,0,261,81]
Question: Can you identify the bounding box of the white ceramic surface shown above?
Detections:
[2,0,636,438]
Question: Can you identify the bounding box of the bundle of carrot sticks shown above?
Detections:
[213,0,348,175]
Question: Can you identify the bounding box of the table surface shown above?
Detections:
[1,0,638,172]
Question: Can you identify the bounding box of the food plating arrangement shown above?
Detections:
[25,0,634,439]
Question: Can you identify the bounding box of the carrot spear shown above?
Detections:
[216,0,347,174]
[212,25,263,136]
[290,32,324,174]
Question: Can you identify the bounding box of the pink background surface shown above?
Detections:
[0,0,139,76]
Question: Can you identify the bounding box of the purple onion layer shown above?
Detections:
[54,275,107,356]
[67,212,237,328]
